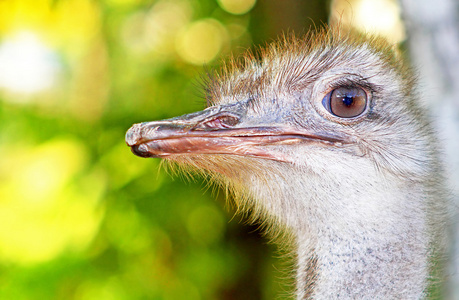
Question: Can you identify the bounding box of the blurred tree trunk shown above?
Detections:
[251,0,329,43]
[398,0,459,298]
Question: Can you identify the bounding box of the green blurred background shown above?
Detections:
[0,0,406,299]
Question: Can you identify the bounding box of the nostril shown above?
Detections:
[219,115,239,127]
[196,115,240,130]
[131,144,153,158]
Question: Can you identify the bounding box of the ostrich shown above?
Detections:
[125,28,448,298]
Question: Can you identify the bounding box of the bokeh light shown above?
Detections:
[0,138,105,265]
[176,19,228,65]
[330,0,405,44]
[217,0,257,15]
[121,0,192,56]
[0,32,59,96]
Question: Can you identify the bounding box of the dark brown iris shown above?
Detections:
[323,87,367,118]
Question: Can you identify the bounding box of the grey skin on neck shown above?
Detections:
[126,28,448,299]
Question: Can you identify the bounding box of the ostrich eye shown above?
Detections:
[322,86,367,118]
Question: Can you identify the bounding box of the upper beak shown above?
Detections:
[125,107,346,162]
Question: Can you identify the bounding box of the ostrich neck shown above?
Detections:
[295,215,428,299]
[246,162,430,299]
[296,183,429,299]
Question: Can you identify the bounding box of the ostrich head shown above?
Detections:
[126,28,447,298]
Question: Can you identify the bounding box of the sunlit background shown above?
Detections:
[0,0,427,299]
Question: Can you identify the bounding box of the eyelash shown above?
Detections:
[327,78,376,94]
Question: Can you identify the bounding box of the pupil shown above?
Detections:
[342,96,354,107]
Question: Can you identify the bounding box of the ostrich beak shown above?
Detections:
[125,106,346,162]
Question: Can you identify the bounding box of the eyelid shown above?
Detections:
[328,77,377,94]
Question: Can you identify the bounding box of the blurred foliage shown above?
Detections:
[0,0,327,299]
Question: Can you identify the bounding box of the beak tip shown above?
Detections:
[130,144,155,158]
[125,123,143,146]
